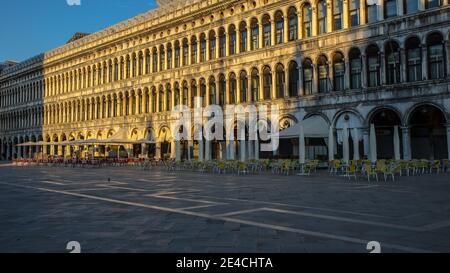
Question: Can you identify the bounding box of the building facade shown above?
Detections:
[1,0,450,161]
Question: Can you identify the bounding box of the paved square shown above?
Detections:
[1,163,450,253]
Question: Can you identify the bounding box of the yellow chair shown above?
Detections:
[364,164,378,182]
[430,160,440,174]
[345,164,357,181]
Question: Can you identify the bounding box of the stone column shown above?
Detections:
[401,126,411,160]
[188,140,193,160]
[205,140,211,160]
[326,0,333,32]
[254,139,260,160]
[298,63,304,96]
[421,45,428,81]
[446,124,450,160]
[155,142,161,159]
[225,31,230,56]
[236,27,241,54]
[175,140,181,161]
[271,70,277,99]
[258,21,263,49]
[343,0,349,29]
[400,48,407,83]
[362,128,369,158]
[247,141,253,160]
[380,51,386,85]
[311,6,318,36]
[361,54,368,88]
[271,20,276,46]
[141,143,148,158]
[198,140,204,161]
[240,140,246,161]
[360,0,367,25]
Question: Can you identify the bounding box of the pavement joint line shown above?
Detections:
[98,184,150,192]
[146,194,226,205]
[184,194,394,219]
[180,204,225,210]
[216,208,267,217]
[0,181,433,253]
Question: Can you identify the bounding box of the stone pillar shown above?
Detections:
[175,140,181,161]
[155,142,161,159]
[400,48,407,83]
[141,144,148,158]
[236,28,241,54]
[271,70,277,99]
[205,140,211,160]
[258,22,263,49]
[380,51,386,85]
[361,54,368,88]
[198,140,204,161]
[283,15,289,43]
[360,0,367,25]
[227,140,235,160]
[311,6,318,36]
[343,0,349,29]
[421,45,428,81]
[401,126,411,160]
[247,141,253,160]
[225,31,230,56]
[298,63,304,96]
[240,140,246,161]
[188,140,193,160]
[446,124,450,160]
[271,20,276,46]
[254,139,260,160]
[362,128,369,158]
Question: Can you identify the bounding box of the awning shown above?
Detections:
[279,115,329,139]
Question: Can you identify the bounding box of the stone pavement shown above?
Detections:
[1,163,450,253]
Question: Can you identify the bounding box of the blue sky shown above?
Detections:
[1,0,158,62]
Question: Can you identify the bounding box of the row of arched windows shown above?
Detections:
[0,107,42,131]
[0,80,43,108]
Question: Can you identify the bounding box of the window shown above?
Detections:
[159,46,165,71]
[138,53,143,75]
[158,88,164,112]
[167,44,173,69]
[145,50,151,74]
[175,42,180,67]
[174,84,180,107]
[385,41,401,84]
[200,35,206,62]
[240,71,248,103]
[425,0,442,9]
[404,0,419,14]
[288,61,299,97]
[183,40,189,66]
[367,2,378,23]
[191,37,198,64]
[263,66,272,100]
[151,90,157,113]
[302,4,312,38]
[251,69,260,101]
[366,45,380,87]
[276,64,285,98]
[384,0,397,18]
[317,1,327,35]
[126,57,130,78]
[288,7,298,41]
[349,0,360,26]
[405,37,422,82]
[349,48,362,89]
[333,0,343,30]
[333,53,345,91]
[219,29,226,58]
[262,15,271,47]
[303,59,313,95]
[209,78,216,105]
[240,22,248,52]
[251,19,259,50]
[229,74,237,104]
[427,33,446,79]
[182,82,188,106]
[229,25,236,55]
[152,49,158,72]
[210,31,216,60]
[218,75,226,106]
[275,12,284,45]
[317,55,329,93]
[166,86,172,112]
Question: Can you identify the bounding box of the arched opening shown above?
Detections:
[385,41,401,84]
[405,36,422,82]
[209,76,216,105]
[410,105,448,160]
[239,21,248,52]
[250,18,259,50]
[317,55,329,93]
[275,64,285,98]
[229,73,237,104]
[317,0,327,35]
[251,68,260,101]
[288,61,299,97]
[302,58,313,95]
[370,109,402,159]
[333,52,345,91]
[349,48,362,89]
[274,11,284,44]
[427,32,446,80]
[288,7,298,41]
[302,3,312,38]
[263,66,272,100]
[239,71,248,103]
[366,44,381,87]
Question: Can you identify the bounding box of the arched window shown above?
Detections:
[288,7,298,41]
[209,77,216,105]
[333,0,343,30]
[190,80,197,108]
[229,73,237,104]
[239,22,248,53]
[159,46,165,71]
[151,88,157,113]
[167,43,173,69]
[366,44,381,87]
[174,83,180,107]
[166,84,172,112]
[126,56,131,78]
[240,71,248,103]
[229,25,236,55]
[405,37,422,82]
[152,48,158,72]
[425,0,442,9]
[302,59,313,95]
[131,92,136,115]
[250,18,259,50]
[191,36,198,64]
[366,1,379,23]
[333,53,345,91]
[404,0,419,14]
[288,61,299,97]
[145,50,151,74]
[200,78,207,107]
[384,0,398,18]
[175,41,181,67]
[427,33,446,79]
[158,86,164,112]
[317,0,327,35]
[317,55,329,93]
[200,34,206,62]
[276,64,285,98]
[302,3,312,38]
[262,15,271,47]
[218,28,226,58]
[251,69,260,101]
[218,74,226,106]
[263,66,272,100]
[275,11,284,44]
[182,82,189,106]
[349,48,362,89]
[145,89,150,113]
[183,38,189,66]
[209,31,217,60]
[385,41,401,84]
[132,53,137,77]
[349,0,360,26]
